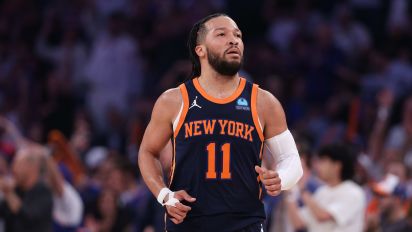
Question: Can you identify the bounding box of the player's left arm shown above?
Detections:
[255,88,303,196]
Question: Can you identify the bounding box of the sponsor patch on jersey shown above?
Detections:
[236,97,250,111]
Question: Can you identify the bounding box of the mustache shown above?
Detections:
[224,46,241,55]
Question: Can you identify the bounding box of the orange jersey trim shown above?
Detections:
[168,138,177,187]
[174,84,189,138]
[251,84,264,141]
[193,77,246,104]
[259,141,264,160]
[258,142,264,199]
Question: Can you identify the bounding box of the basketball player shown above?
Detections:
[138,13,303,232]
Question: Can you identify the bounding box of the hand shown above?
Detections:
[0,177,16,196]
[377,88,394,108]
[0,116,13,132]
[165,190,196,224]
[255,166,281,196]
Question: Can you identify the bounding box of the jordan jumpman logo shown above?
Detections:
[189,96,202,109]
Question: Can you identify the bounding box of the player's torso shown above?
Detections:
[167,77,265,231]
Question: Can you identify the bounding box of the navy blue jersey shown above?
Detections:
[167,77,265,232]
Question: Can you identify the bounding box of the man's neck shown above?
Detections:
[198,69,240,99]
[22,176,39,191]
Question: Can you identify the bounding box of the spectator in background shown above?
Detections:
[386,48,412,99]
[286,144,365,232]
[268,135,321,232]
[332,4,371,59]
[387,0,410,33]
[0,116,84,231]
[368,172,411,232]
[82,189,132,232]
[106,157,156,231]
[84,11,142,134]
[384,95,412,168]
[266,5,299,52]
[40,69,77,139]
[0,156,8,231]
[46,151,84,232]
[361,51,392,102]
[35,8,88,86]
[0,146,53,232]
[305,22,345,104]
[367,88,394,166]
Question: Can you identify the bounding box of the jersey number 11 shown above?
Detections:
[206,143,231,179]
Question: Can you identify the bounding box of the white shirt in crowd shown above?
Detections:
[53,181,84,227]
[299,180,366,232]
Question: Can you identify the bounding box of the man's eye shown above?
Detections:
[218,33,225,36]
[236,34,242,38]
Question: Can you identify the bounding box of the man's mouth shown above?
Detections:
[225,48,241,56]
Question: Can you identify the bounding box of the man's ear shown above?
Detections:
[195,45,206,58]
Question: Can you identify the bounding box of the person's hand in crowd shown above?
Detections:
[0,116,14,133]
[0,176,16,196]
[0,116,29,148]
[377,88,394,109]
[376,88,394,122]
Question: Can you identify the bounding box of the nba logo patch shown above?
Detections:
[236,98,250,111]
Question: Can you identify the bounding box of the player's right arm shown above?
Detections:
[138,88,195,224]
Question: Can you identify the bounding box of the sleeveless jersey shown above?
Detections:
[167,77,266,232]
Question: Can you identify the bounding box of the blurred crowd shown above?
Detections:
[0,0,411,231]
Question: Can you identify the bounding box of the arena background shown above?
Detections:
[0,0,411,231]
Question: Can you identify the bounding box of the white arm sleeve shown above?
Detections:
[264,129,303,190]
[53,181,84,226]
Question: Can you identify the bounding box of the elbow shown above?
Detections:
[137,147,146,168]
[280,156,304,191]
[137,152,146,171]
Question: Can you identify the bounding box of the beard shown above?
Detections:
[207,48,243,76]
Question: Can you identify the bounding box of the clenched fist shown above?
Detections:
[165,190,196,224]
[255,166,281,196]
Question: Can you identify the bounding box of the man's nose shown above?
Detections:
[228,34,239,46]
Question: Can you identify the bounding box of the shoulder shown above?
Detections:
[256,87,283,111]
[152,87,183,122]
[313,185,329,197]
[341,181,365,198]
[157,87,183,106]
[255,86,287,138]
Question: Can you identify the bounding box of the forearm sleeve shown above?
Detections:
[264,129,303,190]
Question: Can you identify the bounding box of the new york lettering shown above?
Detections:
[184,119,255,142]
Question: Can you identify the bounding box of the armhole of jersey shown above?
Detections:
[251,84,264,141]
[172,103,183,131]
[173,84,189,138]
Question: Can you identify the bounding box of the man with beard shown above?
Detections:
[138,13,303,232]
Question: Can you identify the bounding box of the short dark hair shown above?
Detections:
[187,13,229,79]
[318,143,357,181]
